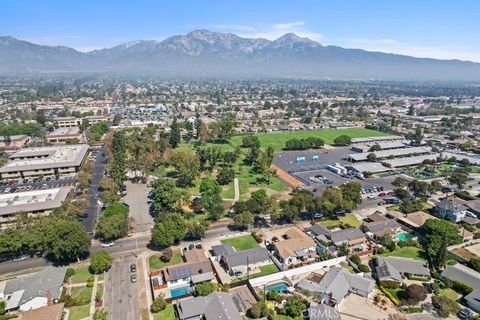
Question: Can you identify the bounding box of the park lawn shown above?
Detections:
[68,305,90,320]
[70,286,93,305]
[70,266,94,284]
[379,246,427,262]
[149,251,183,270]
[221,235,260,251]
[154,304,176,320]
[439,288,458,300]
[340,215,362,227]
[177,141,234,153]
[221,182,235,199]
[230,128,392,149]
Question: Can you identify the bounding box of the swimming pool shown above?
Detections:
[170,286,193,298]
[396,232,414,241]
[265,282,289,293]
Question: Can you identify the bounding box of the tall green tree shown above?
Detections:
[169,116,181,149]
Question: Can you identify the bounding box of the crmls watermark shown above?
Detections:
[303,307,341,320]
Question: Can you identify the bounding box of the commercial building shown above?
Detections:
[0,187,70,225]
[47,127,82,143]
[54,115,108,128]
[351,135,404,145]
[0,144,89,181]
[346,146,432,162]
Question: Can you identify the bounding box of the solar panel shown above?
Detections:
[171,267,192,279]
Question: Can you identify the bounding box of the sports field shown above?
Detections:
[230,128,393,150]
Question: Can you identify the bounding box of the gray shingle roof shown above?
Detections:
[2,267,66,309]
[441,264,480,290]
[177,292,242,320]
[436,198,468,213]
[375,257,430,281]
[310,224,332,238]
[223,247,270,268]
[331,228,365,244]
[211,244,236,257]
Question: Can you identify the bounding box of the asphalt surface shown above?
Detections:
[0,177,76,193]
[79,148,107,233]
[123,182,154,233]
[104,256,140,320]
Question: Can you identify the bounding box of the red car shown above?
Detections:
[378,192,386,197]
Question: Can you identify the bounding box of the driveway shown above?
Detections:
[123,181,154,233]
[104,256,140,320]
[338,294,389,320]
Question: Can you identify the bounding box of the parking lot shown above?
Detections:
[274,148,398,196]
[0,176,76,193]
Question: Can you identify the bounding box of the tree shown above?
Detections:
[185,222,206,240]
[381,234,396,252]
[150,178,181,214]
[282,295,309,318]
[169,116,181,148]
[151,296,167,313]
[411,126,423,146]
[199,178,224,219]
[367,153,377,162]
[448,169,469,190]
[96,213,129,241]
[399,199,423,214]
[194,109,202,139]
[0,300,5,316]
[337,242,349,256]
[431,295,461,318]
[406,284,427,305]
[36,110,47,126]
[233,211,254,230]
[113,114,122,126]
[248,301,270,319]
[333,135,352,146]
[340,181,362,210]
[422,219,462,269]
[194,282,216,296]
[46,219,91,262]
[151,222,174,248]
[370,143,382,152]
[90,250,112,274]
[408,180,431,198]
[392,176,409,188]
[319,187,345,215]
[93,309,108,320]
[171,150,200,187]
[217,166,235,185]
[151,213,186,248]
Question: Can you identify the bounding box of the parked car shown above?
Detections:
[130,274,137,283]
[4,187,11,193]
[130,263,136,273]
[101,242,115,247]
[378,192,386,197]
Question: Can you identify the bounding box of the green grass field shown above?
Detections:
[385,287,407,301]
[340,215,362,227]
[439,288,458,300]
[230,128,392,150]
[70,266,94,284]
[68,305,90,320]
[232,264,279,282]
[221,235,260,251]
[70,286,93,305]
[149,251,183,270]
[154,304,176,320]
[379,246,427,262]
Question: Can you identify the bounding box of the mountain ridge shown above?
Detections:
[0,30,479,80]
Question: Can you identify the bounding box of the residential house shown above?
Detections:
[309,224,333,243]
[0,267,66,312]
[330,228,366,247]
[375,257,430,284]
[465,290,480,313]
[296,267,375,306]
[362,217,402,240]
[273,227,317,267]
[440,264,480,290]
[18,302,64,320]
[435,198,470,223]
[221,247,271,277]
[177,291,242,320]
[162,249,215,289]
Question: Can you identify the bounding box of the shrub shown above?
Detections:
[160,248,173,263]
[90,250,112,274]
[87,278,94,288]
[431,295,461,318]
[380,280,400,289]
[251,231,263,243]
[406,284,427,305]
[404,307,423,314]
[447,259,457,265]
[452,280,473,295]
[358,264,370,273]
[194,282,216,297]
[380,286,400,306]
[66,268,75,279]
[151,296,167,313]
[350,255,361,265]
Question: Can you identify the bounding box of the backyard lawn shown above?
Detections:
[318,215,361,229]
[233,264,279,282]
[230,128,392,149]
[70,286,93,304]
[439,288,458,300]
[68,305,90,320]
[154,304,176,320]
[379,246,427,262]
[149,251,183,270]
[221,235,260,251]
[385,287,407,301]
[70,266,94,284]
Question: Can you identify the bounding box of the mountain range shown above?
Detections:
[1,30,480,80]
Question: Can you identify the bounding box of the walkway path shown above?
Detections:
[89,274,99,316]
[233,177,240,203]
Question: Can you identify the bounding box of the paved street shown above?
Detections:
[123,181,154,233]
[104,257,140,320]
[80,147,107,233]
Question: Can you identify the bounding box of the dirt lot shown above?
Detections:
[465,243,480,257]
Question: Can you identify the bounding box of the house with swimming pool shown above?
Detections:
[150,248,215,299]
[362,213,403,241]
[273,227,317,267]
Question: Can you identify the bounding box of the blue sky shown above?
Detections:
[1,0,480,61]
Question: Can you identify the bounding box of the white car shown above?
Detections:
[4,187,11,193]
[101,242,115,247]
[367,194,377,199]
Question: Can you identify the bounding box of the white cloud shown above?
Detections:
[212,21,323,41]
[331,37,480,62]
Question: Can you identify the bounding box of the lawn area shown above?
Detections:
[379,246,427,262]
[221,235,260,251]
[68,305,90,320]
[221,182,235,199]
[340,214,362,227]
[469,166,480,173]
[154,304,176,320]
[318,219,341,229]
[97,283,104,299]
[70,266,94,284]
[230,128,392,149]
[70,286,93,305]
[385,287,407,301]
[149,251,183,270]
[233,264,279,282]
[439,288,458,300]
